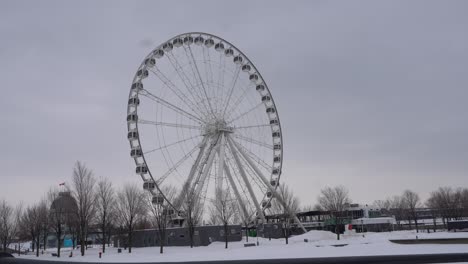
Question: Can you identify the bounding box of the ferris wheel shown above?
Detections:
[126,32,303,229]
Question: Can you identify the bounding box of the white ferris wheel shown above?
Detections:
[126,32,303,229]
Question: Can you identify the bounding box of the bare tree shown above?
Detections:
[184,197,203,248]
[402,189,421,232]
[389,195,406,229]
[209,188,237,249]
[71,161,96,256]
[270,185,300,244]
[96,177,115,253]
[147,186,176,254]
[115,183,146,253]
[317,185,351,240]
[48,188,64,257]
[0,199,21,251]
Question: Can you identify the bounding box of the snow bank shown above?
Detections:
[16,230,468,263]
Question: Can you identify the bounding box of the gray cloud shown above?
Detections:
[1,0,467,207]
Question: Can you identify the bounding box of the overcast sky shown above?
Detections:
[1,0,467,208]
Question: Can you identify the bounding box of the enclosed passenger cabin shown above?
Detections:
[233,56,243,64]
[163,42,173,52]
[272,131,281,138]
[153,49,164,59]
[131,82,143,91]
[130,147,143,158]
[242,64,251,72]
[270,119,278,125]
[274,156,281,163]
[152,195,164,205]
[162,208,175,215]
[183,36,193,45]
[224,48,234,57]
[273,144,281,150]
[128,97,140,106]
[173,38,183,47]
[143,180,156,190]
[215,42,224,51]
[262,95,271,102]
[194,36,204,45]
[256,84,265,91]
[145,58,155,67]
[270,179,278,186]
[261,201,271,208]
[205,38,215,48]
[266,191,273,198]
[272,168,280,175]
[127,113,138,122]
[136,164,148,174]
[137,69,149,79]
[127,130,138,140]
[249,74,259,83]
[266,107,276,114]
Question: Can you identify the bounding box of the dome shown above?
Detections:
[50,191,78,215]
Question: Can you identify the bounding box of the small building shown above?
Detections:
[113,225,242,247]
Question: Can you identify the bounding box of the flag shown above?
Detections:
[59,182,65,186]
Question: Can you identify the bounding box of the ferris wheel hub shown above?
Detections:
[202,118,233,136]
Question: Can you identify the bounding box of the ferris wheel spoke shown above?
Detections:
[234,124,271,130]
[144,134,202,155]
[148,67,208,119]
[224,81,251,120]
[156,142,201,185]
[217,52,226,116]
[227,102,263,124]
[232,134,273,150]
[232,139,273,172]
[186,45,216,118]
[138,119,201,130]
[221,66,241,118]
[166,52,212,117]
[229,135,307,232]
[140,89,203,123]
[202,47,215,111]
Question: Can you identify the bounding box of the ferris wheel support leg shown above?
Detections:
[223,163,250,224]
[174,136,209,210]
[227,136,266,223]
[216,133,226,196]
[192,136,219,205]
[228,136,307,233]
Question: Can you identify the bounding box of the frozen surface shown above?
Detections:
[16,230,468,263]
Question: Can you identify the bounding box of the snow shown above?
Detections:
[15,230,468,263]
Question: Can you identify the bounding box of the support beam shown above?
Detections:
[216,133,226,194]
[228,135,307,233]
[192,136,219,205]
[227,137,266,223]
[174,136,209,210]
[223,163,250,223]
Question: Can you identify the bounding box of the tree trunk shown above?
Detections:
[43,231,47,251]
[36,236,40,257]
[31,234,35,252]
[224,223,228,249]
[80,225,85,256]
[245,224,249,242]
[415,216,419,233]
[57,225,62,258]
[336,225,340,240]
[128,229,132,253]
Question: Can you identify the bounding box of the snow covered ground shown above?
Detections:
[16,230,468,263]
